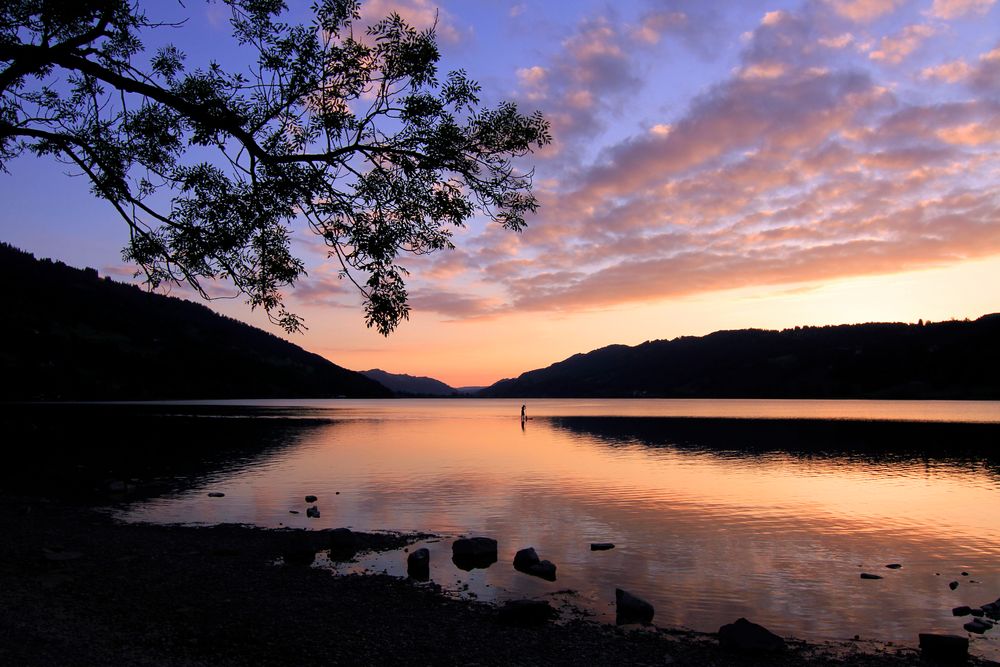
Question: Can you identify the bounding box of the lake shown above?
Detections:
[118,398,1000,658]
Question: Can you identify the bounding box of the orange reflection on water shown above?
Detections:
[124,400,1000,657]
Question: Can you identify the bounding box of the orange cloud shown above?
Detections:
[927,0,996,19]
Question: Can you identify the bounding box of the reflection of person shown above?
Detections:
[520,404,526,422]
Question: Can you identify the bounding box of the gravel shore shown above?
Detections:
[1,493,987,666]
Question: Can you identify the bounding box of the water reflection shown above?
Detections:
[115,400,1000,659]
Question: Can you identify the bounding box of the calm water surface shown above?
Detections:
[121,399,1000,657]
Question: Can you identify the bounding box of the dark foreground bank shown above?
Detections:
[1,495,990,667]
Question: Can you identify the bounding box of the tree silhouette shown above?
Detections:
[0,0,549,334]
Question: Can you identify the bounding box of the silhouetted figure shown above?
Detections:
[521,404,526,422]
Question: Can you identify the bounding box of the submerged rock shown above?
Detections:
[718,618,786,654]
[452,537,498,571]
[407,547,430,581]
[497,600,555,626]
[615,588,654,625]
[860,573,882,580]
[918,633,968,662]
[591,543,615,551]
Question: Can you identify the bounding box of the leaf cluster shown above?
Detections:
[1,0,550,334]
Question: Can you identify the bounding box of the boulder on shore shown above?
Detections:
[918,633,968,662]
[407,547,430,581]
[328,527,357,560]
[718,618,786,654]
[615,588,654,625]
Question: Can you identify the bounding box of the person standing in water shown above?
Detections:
[521,404,526,422]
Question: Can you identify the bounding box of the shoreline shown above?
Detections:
[2,494,989,666]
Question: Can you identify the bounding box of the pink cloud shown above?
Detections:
[927,0,996,19]
[868,24,936,65]
[824,0,905,22]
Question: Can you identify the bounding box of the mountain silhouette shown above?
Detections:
[480,316,1000,399]
[360,369,459,396]
[0,242,390,400]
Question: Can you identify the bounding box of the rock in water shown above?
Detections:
[407,547,430,581]
[452,537,498,571]
[207,492,225,498]
[949,581,959,590]
[497,600,555,626]
[328,528,357,560]
[718,618,786,653]
[952,605,972,616]
[528,560,557,581]
[591,543,615,551]
[305,505,320,518]
[964,618,993,634]
[885,563,902,569]
[513,547,540,570]
[304,495,317,503]
[919,633,968,662]
[860,573,882,580]
[615,588,654,625]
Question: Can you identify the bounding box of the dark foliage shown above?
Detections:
[480,316,1000,399]
[0,242,390,400]
[0,0,549,334]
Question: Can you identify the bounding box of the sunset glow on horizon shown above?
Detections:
[2,0,999,387]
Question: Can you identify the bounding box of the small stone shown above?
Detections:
[919,633,968,662]
[289,510,299,514]
[950,581,959,590]
[305,495,317,503]
[953,606,972,616]
[885,563,902,569]
[591,543,615,551]
[961,571,969,576]
[718,618,786,653]
[615,588,654,625]
[860,573,882,580]
[207,492,225,498]
[305,505,320,518]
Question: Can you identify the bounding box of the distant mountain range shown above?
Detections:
[361,368,457,396]
[360,368,482,397]
[0,243,390,400]
[479,315,1000,399]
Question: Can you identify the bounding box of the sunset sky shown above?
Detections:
[2,0,999,387]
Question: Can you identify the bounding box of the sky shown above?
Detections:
[2,0,999,387]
